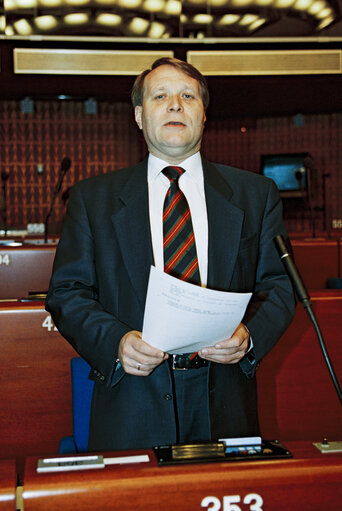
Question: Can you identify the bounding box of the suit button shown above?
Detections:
[163,393,173,400]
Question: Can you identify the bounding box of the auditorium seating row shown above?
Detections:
[1,237,342,299]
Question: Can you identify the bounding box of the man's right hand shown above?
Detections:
[118,330,168,376]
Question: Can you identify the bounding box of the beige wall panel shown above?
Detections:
[187,50,342,75]
[13,49,174,75]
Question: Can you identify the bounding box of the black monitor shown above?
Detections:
[261,153,310,198]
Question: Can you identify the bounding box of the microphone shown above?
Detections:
[274,234,342,405]
[1,170,10,182]
[55,157,71,194]
[44,157,71,242]
[273,235,310,309]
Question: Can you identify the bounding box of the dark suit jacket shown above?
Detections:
[46,158,295,451]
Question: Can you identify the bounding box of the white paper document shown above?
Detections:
[142,266,252,354]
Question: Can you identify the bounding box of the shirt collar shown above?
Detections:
[148,152,203,185]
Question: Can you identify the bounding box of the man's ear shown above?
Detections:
[135,106,143,130]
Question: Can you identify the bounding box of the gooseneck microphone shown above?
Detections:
[55,157,71,195]
[274,235,310,309]
[44,157,71,243]
[274,235,342,405]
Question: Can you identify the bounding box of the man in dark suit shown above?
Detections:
[46,57,295,451]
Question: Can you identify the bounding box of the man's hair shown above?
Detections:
[131,57,209,109]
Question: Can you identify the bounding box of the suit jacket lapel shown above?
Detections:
[110,158,245,309]
[110,160,154,311]
[203,159,244,291]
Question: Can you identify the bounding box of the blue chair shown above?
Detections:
[59,357,94,454]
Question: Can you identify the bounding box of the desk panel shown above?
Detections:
[258,291,342,440]
[291,238,339,289]
[22,443,342,510]
[0,245,56,299]
[0,301,76,477]
[0,238,338,299]
[0,460,16,511]
[1,239,336,299]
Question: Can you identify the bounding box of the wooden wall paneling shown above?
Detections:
[0,100,143,231]
[202,112,342,235]
[1,99,342,235]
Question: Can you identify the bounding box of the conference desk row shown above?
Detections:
[0,460,16,511]
[1,292,341,483]
[1,237,342,298]
[4,442,342,511]
[1,441,341,510]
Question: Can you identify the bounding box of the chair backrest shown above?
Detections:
[71,357,94,452]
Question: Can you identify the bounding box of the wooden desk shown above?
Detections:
[0,244,56,299]
[1,292,341,478]
[1,238,337,299]
[291,238,340,289]
[22,442,342,510]
[0,460,16,511]
[0,301,76,478]
[258,290,342,441]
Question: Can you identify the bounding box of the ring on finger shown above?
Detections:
[137,363,141,371]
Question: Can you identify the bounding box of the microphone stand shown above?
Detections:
[1,171,9,236]
[274,235,342,405]
[44,184,59,244]
[304,305,342,405]
[44,157,71,243]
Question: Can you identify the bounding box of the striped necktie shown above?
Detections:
[162,166,200,286]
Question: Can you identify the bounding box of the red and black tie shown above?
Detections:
[162,166,200,286]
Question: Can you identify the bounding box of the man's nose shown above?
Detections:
[167,96,183,112]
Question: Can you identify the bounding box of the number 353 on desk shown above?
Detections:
[201,494,263,511]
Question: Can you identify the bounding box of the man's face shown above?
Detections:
[135,65,206,164]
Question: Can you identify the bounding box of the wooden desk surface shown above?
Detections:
[22,442,342,510]
[0,460,16,511]
[0,244,56,299]
[0,300,76,478]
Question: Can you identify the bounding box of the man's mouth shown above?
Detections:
[164,121,185,126]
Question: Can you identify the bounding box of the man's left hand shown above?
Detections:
[198,323,250,364]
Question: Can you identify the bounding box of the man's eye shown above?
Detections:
[184,94,193,99]
[155,94,165,100]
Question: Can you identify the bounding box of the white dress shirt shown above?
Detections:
[147,152,208,286]
[147,152,254,356]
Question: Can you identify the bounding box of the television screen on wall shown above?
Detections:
[261,153,310,198]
